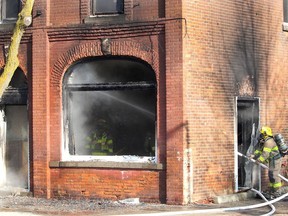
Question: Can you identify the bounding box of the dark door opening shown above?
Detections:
[6,105,28,188]
[237,98,260,189]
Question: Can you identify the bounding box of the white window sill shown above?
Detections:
[83,14,125,24]
[282,22,288,31]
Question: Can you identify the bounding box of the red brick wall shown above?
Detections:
[182,0,288,201]
[165,0,185,205]
[50,0,80,25]
[50,169,165,202]
[1,0,288,205]
[50,0,162,25]
[0,0,167,204]
[0,43,30,76]
[31,29,51,198]
[131,0,165,21]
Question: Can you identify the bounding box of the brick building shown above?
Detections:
[0,0,287,204]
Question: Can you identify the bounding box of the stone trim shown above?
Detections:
[49,161,164,170]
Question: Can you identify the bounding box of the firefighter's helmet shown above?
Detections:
[260,126,273,138]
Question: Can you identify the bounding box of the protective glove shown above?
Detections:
[255,159,263,165]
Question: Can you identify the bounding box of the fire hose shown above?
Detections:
[116,152,288,216]
[237,152,288,215]
[237,152,288,182]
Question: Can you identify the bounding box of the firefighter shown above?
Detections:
[252,126,283,198]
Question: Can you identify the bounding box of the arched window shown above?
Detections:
[0,67,28,104]
[63,57,157,162]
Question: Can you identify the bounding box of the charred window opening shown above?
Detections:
[0,0,20,23]
[236,98,260,189]
[63,58,156,161]
[91,0,124,15]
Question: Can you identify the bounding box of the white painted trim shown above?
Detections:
[283,22,288,31]
[61,155,156,163]
[234,97,239,192]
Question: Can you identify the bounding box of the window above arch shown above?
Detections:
[0,0,20,23]
[91,0,124,16]
[283,0,288,30]
[62,58,157,163]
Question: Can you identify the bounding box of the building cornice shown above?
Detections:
[0,30,32,44]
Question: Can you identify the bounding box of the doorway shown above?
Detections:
[235,97,260,190]
[0,68,29,191]
[0,105,29,189]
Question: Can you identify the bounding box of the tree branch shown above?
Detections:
[0,0,35,98]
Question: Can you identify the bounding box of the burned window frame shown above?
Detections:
[62,58,157,163]
[91,0,124,16]
[0,0,20,23]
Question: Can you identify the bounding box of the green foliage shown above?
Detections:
[85,131,113,156]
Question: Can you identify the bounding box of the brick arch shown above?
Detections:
[51,40,160,89]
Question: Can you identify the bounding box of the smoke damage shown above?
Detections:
[63,58,157,159]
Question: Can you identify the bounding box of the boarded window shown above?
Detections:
[63,58,156,160]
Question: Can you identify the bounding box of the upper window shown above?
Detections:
[285,0,288,22]
[283,0,288,30]
[0,0,20,23]
[91,0,124,15]
[62,58,156,162]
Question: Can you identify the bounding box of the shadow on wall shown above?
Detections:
[219,1,288,189]
[191,1,279,198]
[220,1,276,97]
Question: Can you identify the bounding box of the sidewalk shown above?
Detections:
[0,191,287,216]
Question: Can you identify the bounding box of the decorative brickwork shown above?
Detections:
[48,38,164,202]
[51,40,160,88]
